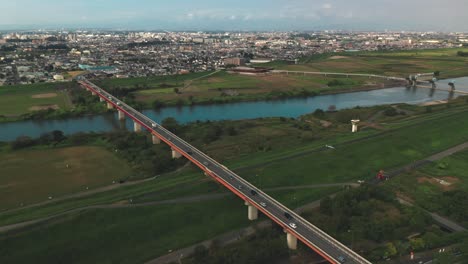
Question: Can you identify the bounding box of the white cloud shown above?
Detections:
[322,3,332,9]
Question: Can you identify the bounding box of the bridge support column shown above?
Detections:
[99,97,104,102]
[244,201,258,220]
[351,119,360,133]
[172,149,182,159]
[91,91,97,96]
[133,122,142,132]
[107,102,114,109]
[286,232,298,250]
[118,110,125,121]
[152,134,161,144]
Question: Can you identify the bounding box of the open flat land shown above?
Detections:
[0,146,132,210]
[94,48,468,107]
[0,83,72,116]
[1,100,468,263]
[268,48,468,78]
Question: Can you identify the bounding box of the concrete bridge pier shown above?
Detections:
[118,110,125,121]
[91,91,97,96]
[133,122,142,132]
[449,82,455,91]
[99,97,105,102]
[172,149,182,159]
[244,201,258,220]
[107,102,114,109]
[152,134,161,144]
[286,232,298,250]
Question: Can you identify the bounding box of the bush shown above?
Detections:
[384,107,398,116]
[11,136,35,150]
[456,51,468,57]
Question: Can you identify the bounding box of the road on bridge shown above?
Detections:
[79,78,371,264]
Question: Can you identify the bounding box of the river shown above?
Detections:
[1,77,467,142]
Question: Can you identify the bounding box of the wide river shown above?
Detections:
[1,77,467,142]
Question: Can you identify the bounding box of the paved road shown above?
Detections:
[374,141,468,232]
[79,79,370,264]
[398,198,467,233]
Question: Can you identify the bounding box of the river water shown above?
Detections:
[1,77,467,142]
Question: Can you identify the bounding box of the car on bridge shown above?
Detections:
[250,190,258,196]
[260,202,267,207]
[337,256,346,263]
[289,223,297,229]
[284,212,292,220]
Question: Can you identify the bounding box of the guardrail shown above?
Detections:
[79,79,372,264]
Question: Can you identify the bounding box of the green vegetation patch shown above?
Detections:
[0,146,132,210]
[239,110,468,187]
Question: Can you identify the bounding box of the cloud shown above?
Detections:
[322,3,332,9]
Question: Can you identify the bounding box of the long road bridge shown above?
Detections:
[78,78,371,264]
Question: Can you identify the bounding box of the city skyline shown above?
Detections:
[2,0,468,32]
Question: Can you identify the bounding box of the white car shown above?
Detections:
[260,202,267,207]
[289,223,297,229]
[116,102,121,106]
[151,123,157,128]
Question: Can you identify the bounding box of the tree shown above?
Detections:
[151,100,165,109]
[410,238,426,251]
[313,108,325,118]
[11,136,35,150]
[51,130,65,142]
[320,196,333,215]
[161,117,180,133]
[384,242,398,258]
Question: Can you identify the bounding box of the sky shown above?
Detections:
[1,0,468,31]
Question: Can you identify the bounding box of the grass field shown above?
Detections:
[131,71,388,106]
[0,146,132,210]
[0,187,338,264]
[0,82,73,116]
[238,109,468,188]
[1,101,468,263]
[262,48,468,79]
[385,148,468,226]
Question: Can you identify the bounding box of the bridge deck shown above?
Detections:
[79,79,372,264]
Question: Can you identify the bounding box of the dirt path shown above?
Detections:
[0,161,193,216]
[0,183,354,234]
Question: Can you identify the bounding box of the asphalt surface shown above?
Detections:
[79,79,371,264]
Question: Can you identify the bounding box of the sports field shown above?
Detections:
[0,83,72,116]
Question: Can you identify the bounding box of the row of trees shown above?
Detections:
[184,229,288,264]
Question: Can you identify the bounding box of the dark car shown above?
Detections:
[187,150,193,155]
[284,212,292,219]
[250,190,258,196]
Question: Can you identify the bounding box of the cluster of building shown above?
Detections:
[0,30,466,85]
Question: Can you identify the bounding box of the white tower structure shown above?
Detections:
[351,119,360,133]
